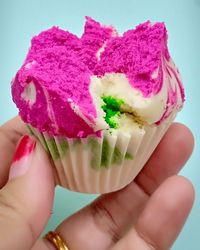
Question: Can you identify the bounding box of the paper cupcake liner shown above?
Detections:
[28,113,175,194]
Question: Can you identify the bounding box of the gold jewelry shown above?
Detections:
[45,231,69,250]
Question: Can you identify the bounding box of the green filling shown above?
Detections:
[26,125,34,135]
[28,126,69,159]
[125,152,133,160]
[89,137,133,169]
[29,125,133,169]
[88,137,102,168]
[101,138,112,167]
[46,138,68,159]
[112,147,133,165]
[102,96,124,128]
[47,138,60,159]
[27,125,49,152]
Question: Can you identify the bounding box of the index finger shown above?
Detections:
[0,116,28,187]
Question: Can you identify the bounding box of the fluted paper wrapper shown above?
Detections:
[28,114,175,194]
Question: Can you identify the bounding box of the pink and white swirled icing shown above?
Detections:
[11,17,184,138]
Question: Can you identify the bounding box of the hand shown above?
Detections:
[0,117,194,250]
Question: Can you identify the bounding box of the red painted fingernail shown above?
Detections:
[12,135,36,163]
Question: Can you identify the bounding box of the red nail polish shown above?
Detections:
[12,135,36,162]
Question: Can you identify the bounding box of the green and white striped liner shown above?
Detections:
[28,113,175,194]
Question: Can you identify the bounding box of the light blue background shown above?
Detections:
[0,0,199,249]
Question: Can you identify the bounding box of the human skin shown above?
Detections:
[0,117,195,250]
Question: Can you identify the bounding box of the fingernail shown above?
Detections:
[9,135,36,179]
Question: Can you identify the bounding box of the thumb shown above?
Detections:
[0,135,55,250]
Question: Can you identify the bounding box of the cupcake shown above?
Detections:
[11,17,184,193]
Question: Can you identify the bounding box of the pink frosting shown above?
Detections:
[95,21,169,97]
[11,17,184,138]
